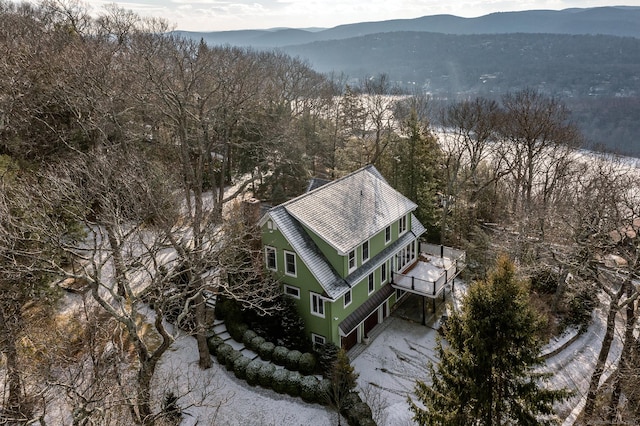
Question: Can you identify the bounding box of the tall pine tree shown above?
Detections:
[410,255,569,425]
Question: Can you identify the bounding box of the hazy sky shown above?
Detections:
[82,1,639,31]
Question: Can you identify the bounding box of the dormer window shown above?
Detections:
[399,215,407,235]
[348,249,356,272]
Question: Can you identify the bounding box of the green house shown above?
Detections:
[259,165,460,350]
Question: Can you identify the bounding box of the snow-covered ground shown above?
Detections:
[153,328,337,426]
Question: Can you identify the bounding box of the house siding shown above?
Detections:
[259,166,425,348]
[261,221,335,342]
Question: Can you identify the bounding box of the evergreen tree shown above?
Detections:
[409,255,569,425]
[325,348,359,426]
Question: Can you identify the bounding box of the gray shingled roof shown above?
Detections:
[284,165,417,255]
[268,206,348,299]
[345,214,426,288]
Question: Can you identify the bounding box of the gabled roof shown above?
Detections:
[284,165,417,255]
[260,166,426,300]
[266,206,348,299]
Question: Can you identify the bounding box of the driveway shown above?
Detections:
[352,296,443,426]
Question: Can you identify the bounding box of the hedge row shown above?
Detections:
[217,327,317,375]
[208,335,328,403]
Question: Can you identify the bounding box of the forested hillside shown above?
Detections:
[1,1,640,425]
[280,32,640,156]
[180,7,640,156]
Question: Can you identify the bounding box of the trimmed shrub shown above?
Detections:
[227,321,248,342]
[272,346,289,366]
[214,296,237,320]
[345,401,375,426]
[272,368,289,394]
[250,336,266,352]
[215,343,233,365]
[300,375,320,403]
[284,370,302,397]
[258,363,276,388]
[242,330,258,347]
[225,350,242,371]
[233,355,251,380]
[298,352,317,375]
[258,341,275,361]
[245,359,263,386]
[317,379,332,406]
[207,336,225,355]
[285,350,302,371]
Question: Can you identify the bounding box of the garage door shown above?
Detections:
[363,310,379,337]
[341,329,358,351]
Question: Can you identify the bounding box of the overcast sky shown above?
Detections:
[81,1,639,32]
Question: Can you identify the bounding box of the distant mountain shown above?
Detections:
[175,6,640,157]
[175,6,640,47]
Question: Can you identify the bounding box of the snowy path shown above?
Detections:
[543,305,625,425]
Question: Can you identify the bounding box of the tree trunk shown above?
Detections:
[0,306,29,421]
[608,279,636,422]
[106,225,127,296]
[195,290,212,369]
[136,358,157,425]
[583,285,624,419]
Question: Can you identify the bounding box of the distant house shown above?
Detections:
[259,165,463,350]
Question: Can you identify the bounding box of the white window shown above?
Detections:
[284,250,297,277]
[348,249,356,272]
[344,289,352,307]
[368,272,375,295]
[399,215,407,235]
[385,225,391,244]
[396,288,405,300]
[267,220,273,230]
[381,262,387,284]
[284,285,300,299]
[311,293,325,318]
[312,334,326,347]
[362,240,369,263]
[265,246,277,271]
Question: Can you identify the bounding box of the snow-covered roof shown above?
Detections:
[261,166,426,300]
[267,206,348,299]
[284,165,417,255]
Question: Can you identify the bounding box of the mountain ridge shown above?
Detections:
[173,6,640,47]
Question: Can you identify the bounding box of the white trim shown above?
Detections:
[311,333,326,346]
[384,225,392,244]
[284,250,297,277]
[310,293,326,318]
[348,249,357,273]
[399,215,407,236]
[381,261,388,284]
[284,284,300,299]
[368,272,375,295]
[362,240,370,263]
[344,288,352,308]
[265,246,277,271]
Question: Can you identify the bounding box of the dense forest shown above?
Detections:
[279,32,640,156]
[1,1,640,425]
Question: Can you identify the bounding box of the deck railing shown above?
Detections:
[391,244,465,298]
